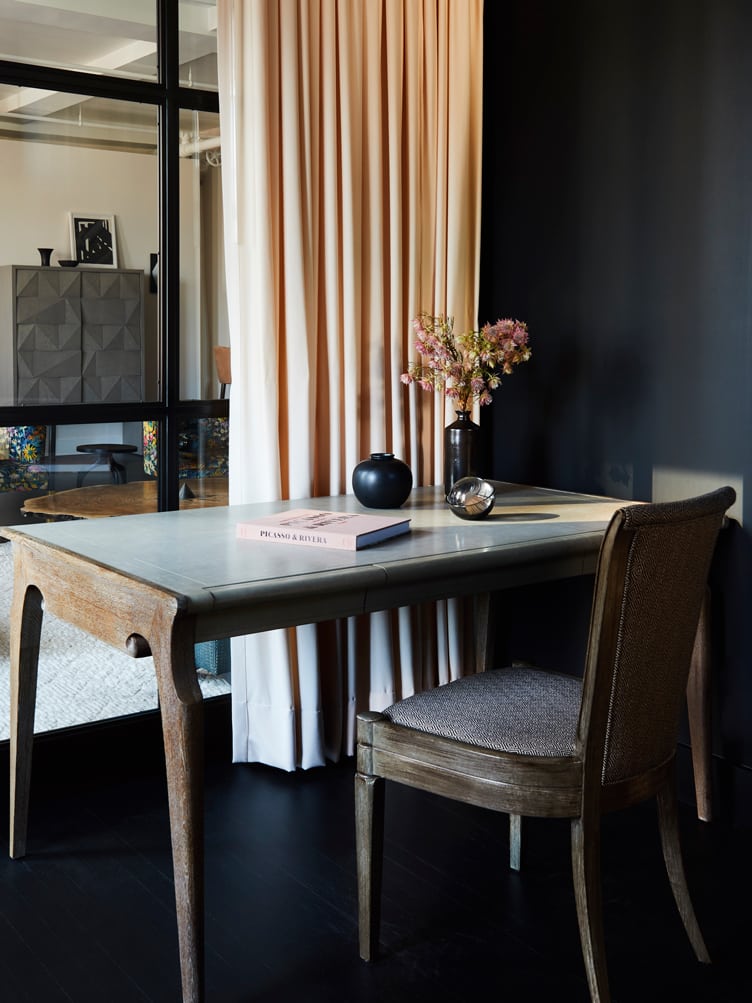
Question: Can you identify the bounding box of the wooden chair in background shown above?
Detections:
[214,345,232,399]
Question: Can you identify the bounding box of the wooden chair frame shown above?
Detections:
[356,487,735,1002]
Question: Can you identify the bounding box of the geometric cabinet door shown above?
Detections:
[7,266,144,404]
[81,269,143,403]
[15,267,82,404]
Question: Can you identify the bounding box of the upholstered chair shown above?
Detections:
[356,487,735,1003]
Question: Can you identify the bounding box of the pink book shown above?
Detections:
[236,508,411,550]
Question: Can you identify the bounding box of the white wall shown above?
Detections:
[0,136,204,399]
[53,422,144,455]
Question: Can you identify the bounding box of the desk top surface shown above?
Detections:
[5,484,629,617]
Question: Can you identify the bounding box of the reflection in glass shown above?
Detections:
[143,416,228,480]
[0,88,159,408]
[0,417,228,526]
[0,419,143,525]
[0,11,225,501]
[0,1,217,88]
[180,0,218,90]
[0,0,158,81]
[179,107,227,401]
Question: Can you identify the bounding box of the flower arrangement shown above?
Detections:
[400,312,531,413]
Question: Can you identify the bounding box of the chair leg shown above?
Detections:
[509,812,521,871]
[572,814,611,1003]
[656,777,711,963]
[687,589,712,821]
[355,771,385,962]
[10,581,44,859]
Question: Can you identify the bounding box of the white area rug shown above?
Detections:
[0,541,230,739]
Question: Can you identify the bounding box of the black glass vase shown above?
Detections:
[443,410,480,496]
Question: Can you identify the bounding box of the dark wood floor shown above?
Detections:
[0,697,749,1003]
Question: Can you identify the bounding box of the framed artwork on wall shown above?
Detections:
[69,212,118,267]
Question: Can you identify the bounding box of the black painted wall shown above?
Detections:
[479,0,752,823]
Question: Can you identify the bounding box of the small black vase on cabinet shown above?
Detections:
[443,411,480,496]
[352,453,413,508]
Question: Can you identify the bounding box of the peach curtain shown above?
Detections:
[217,0,484,769]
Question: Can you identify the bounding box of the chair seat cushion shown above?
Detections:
[383,666,581,757]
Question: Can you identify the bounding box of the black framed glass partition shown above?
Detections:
[0,1,225,527]
[0,0,159,81]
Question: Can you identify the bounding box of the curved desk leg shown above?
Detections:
[687,589,712,822]
[9,574,44,860]
[151,621,206,1003]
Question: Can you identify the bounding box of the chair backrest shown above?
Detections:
[214,346,232,398]
[578,487,735,789]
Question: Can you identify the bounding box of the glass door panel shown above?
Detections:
[178,106,225,402]
[179,0,217,90]
[0,0,158,81]
[0,88,159,408]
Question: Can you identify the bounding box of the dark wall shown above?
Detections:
[480,0,752,823]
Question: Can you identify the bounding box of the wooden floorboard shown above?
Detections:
[0,698,750,1002]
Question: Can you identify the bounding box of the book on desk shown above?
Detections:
[236,507,411,550]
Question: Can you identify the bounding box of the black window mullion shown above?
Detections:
[0,59,161,103]
[158,0,181,511]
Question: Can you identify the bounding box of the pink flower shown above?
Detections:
[401,312,531,409]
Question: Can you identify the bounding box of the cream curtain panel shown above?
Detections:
[217,0,484,769]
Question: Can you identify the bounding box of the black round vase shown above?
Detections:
[352,453,413,508]
[37,247,53,267]
[443,411,481,496]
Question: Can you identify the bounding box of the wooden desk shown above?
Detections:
[22,478,229,519]
[3,484,709,1002]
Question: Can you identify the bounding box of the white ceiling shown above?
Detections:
[0,0,218,153]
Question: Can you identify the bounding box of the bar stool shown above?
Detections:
[76,443,138,486]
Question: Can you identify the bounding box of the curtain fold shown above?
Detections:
[218,0,484,770]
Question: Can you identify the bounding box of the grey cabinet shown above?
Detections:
[0,266,144,405]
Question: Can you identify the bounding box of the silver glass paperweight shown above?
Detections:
[446,476,496,520]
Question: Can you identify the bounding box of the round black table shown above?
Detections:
[76,443,138,486]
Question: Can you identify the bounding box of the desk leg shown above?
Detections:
[687,589,712,822]
[9,575,43,859]
[151,625,205,1003]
